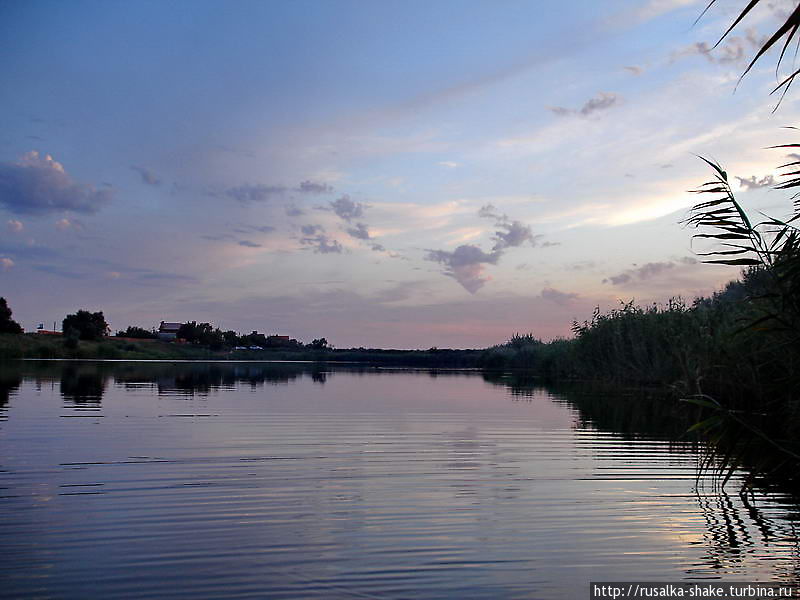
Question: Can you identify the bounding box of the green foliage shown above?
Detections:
[62,310,109,341]
[116,326,156,339]
[0,298,23,334]
[177,321,225,349]
[309,338,328,350]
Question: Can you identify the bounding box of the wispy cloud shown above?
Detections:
[603,257,697,285]
[6,219,23,233]
[0,257,14,271]
[540,287,578,303]
[226,183,286,203]
[131,165,162,186]
[549,92,620,117]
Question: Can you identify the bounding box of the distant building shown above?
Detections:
[157,321,182,341]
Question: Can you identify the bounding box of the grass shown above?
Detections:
[0,333,484,367]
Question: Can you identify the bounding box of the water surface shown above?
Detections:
[0,361,798,598]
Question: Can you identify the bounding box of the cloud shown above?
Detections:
[131,165,161,186]
[540,287,579,303]
[425,205,543,292]
[0,257,13,271]
[233,224,275,234]
[549,92,620,118]
[346,222,371,240]
[492,219,541,251]
[296,180,334,194]
[226,179,334,203]
[671,30,765,66]
[0,151,112,215]
[603,257,697,285]
[55,217,84,231]
[300,224,324,236]
[329,195,367,222]
[624,65,644,76]
[202,233,235,242]
[369,243,386,252]
[299,225,343,254]
[285,204,305,217]
[478,204,502,220]
[735,175,775,190]
[238,240,262,248]
[6,219,23,233]
[426,244,501,293]
[226,183,286,203]
[671,40,744,64]
[478,204,541,251]
[438,161,459,168]
[621,0,700,25]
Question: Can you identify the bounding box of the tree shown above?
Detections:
[309,338,328,350]
[0,298,23,334]
[116,326,156,339]
[62,310,109,341]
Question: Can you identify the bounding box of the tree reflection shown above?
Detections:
[60,364,107,406]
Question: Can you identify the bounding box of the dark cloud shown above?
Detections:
[425,244,501,294]
[131,165,161,186]
[329,195,366,222]
[296,180,334,194]
[492,219,541,251]
[478,204,542,251]
[301,224,324,236]
[603,258,697,286]
[549,92,620,118]
[302,234,343,254]
[0,151,112,215]
[540,287,579,303]
[201,233,235,242]
[285,204,305,217]
[299,225,343,254]
[426,206,543,292]
[226,183,286,203]
[370,243,386,252]
[238,240,262,248]
[347,222,371,240]
[736,175,775,190]
[624,65,643,76]
[478,204,502,220]
[234,224,275,234]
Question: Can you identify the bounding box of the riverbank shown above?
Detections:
[0,333,483,367]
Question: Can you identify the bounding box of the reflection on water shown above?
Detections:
[0,361,798,598]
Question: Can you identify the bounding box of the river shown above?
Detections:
[0,361,797,598]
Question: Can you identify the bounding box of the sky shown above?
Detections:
[2,0,800,349]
